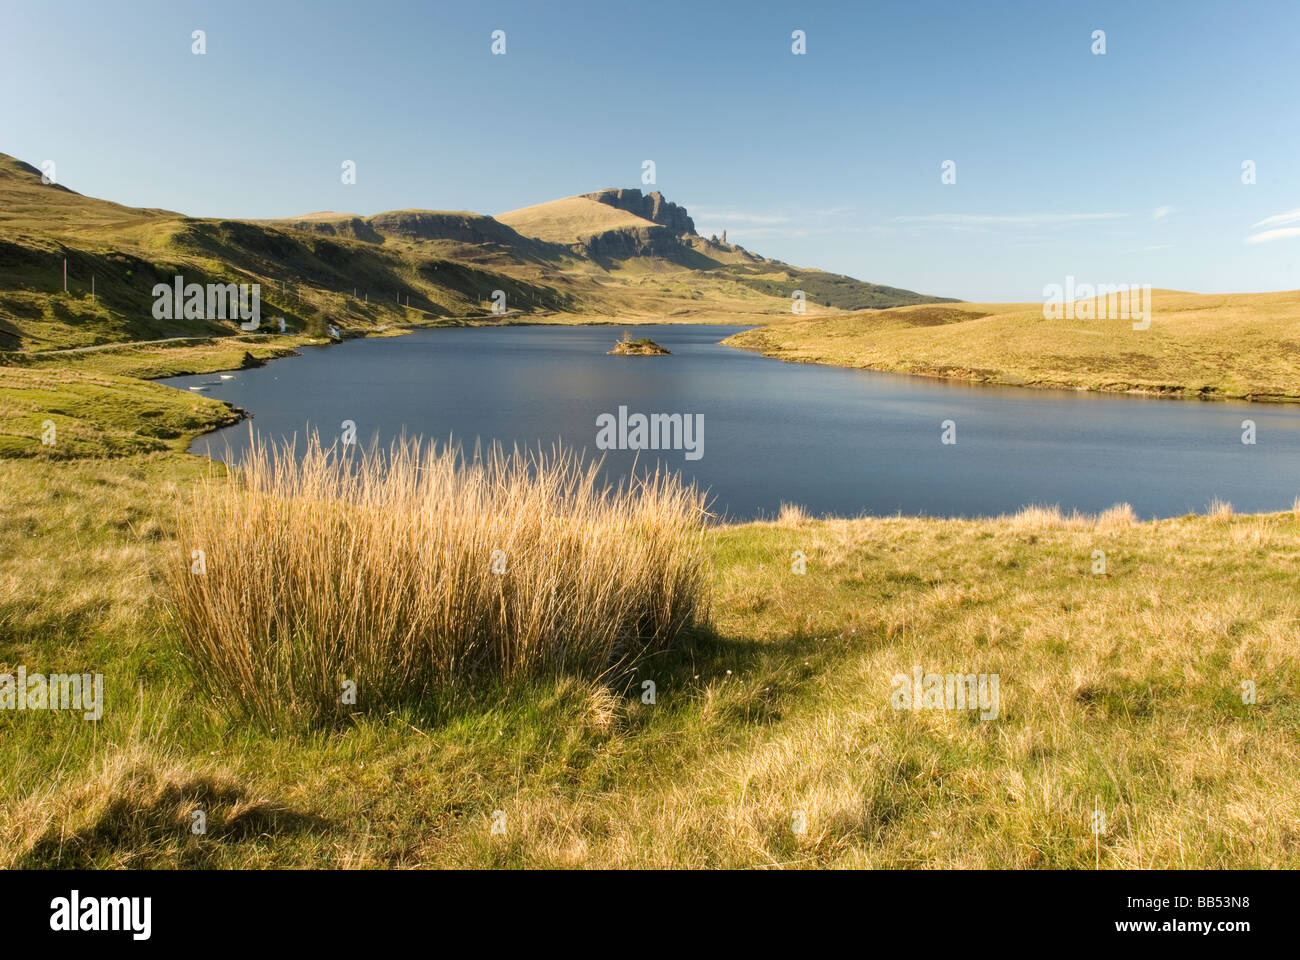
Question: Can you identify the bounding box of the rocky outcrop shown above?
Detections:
[577,224,685,260]
[282,211,562,259]
[284,216,385,244]
[583,189,696,236]
[368,212,533,246]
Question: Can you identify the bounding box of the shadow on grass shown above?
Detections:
[606,620,855,728]
[14,774,333,869]
[319,619,850,743]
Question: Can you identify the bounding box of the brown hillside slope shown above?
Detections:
[726,290,1300,401]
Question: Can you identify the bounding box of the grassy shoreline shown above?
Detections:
[725,338,1300,405]
[724,290,1300,404]
[10,287,1300,465]
[2,315,746,460]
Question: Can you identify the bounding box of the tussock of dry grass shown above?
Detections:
[776,501,810,528]
[1208,498,1235,521]
[164,433,710,726]
[1003,502,1137,531]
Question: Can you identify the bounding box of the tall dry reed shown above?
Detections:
[164,432,710,726]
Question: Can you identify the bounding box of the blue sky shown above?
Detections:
[3,0,1297,300]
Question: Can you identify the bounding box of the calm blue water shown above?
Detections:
[162,324,1300,521]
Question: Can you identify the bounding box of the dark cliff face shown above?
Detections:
[284,216,385,244]
[577,224,683,260]
[583,188,697,237]
[284,212,557,254]
[367,212,533,247]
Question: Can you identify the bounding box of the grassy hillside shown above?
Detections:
[0,154,639,350]
[726,290,1300,401]
[496,195,660,244]
[0,153,952,354]
[2,451,1295,868]
[498,188,953,309]
[0,181,563,351]
[720,262,961,311]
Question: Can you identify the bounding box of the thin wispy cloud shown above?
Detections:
[1152,205,1178,221]
[1244,208,1300,243]
[1251,208,1300,229]
[1245,226,1300,245]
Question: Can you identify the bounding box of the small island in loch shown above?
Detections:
[608,332,671,356]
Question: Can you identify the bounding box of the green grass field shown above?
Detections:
[2,449,1296,868]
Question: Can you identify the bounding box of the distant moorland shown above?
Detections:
[726,291,1300,402]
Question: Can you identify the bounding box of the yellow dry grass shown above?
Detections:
[496,196,659,244]
[2,454,1297,868]
[163,433,711,726]
[726,289,1300,400]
